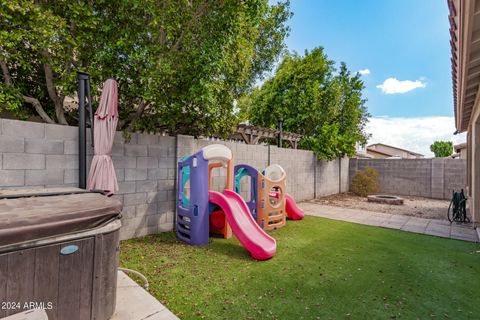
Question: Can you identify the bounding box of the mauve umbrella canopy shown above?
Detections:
[87,79,119,194]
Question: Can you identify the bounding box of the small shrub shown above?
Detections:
[351,167,380,197]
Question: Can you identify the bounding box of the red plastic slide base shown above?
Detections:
[285,193,304,220]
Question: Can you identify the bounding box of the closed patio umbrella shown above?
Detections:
[87,79,119,194]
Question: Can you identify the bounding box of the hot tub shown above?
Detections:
[0,188,122,320]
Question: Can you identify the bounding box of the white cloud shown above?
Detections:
[376,77,426,94]
[366,116,466,157]
[358,69,371,75]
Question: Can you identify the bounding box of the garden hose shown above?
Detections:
[118,267,149,290]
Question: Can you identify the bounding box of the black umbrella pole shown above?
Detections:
[77,72,88,189]
[277,118,283,148]
[86,77,94,148]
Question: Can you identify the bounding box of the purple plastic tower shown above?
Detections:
[177,150,210,246]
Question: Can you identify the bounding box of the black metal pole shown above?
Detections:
[77,71,89,189]
[277,117,283,148]
[86,77,94,148]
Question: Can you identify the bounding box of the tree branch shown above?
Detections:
[23,95,55,124]
[171,1,209,51]
[65,21,76,74]
[158,1,167,46]
[1,59,55,124]
[118,100,148,129]
[159,26,167,46]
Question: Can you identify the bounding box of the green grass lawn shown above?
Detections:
[120,216,480,320]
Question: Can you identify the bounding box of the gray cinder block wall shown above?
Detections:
[443,159,468,198]
[316,157,349,197]
[0,119,348,240]
[0,119,177,240]
[270,146,317,201]
[349,158,467,200]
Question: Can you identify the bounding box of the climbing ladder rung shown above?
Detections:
[177,224,191,235]
[267,220,285,227]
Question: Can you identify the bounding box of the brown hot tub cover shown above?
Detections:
[0,189,122,247]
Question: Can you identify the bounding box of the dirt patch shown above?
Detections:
[311,193,450,220]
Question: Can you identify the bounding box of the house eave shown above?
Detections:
[450,0,480,132]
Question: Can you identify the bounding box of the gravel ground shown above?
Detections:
[311,193,452,220]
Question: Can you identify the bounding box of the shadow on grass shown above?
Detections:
[208,238,254,261]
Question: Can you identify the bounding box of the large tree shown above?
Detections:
[240,47,369,160]
[0,0,291,137]
[430,141,453,158]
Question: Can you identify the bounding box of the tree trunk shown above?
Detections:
[0,61,12,85]
[43,63,68,125]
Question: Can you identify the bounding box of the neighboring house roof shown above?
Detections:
[367,143,424,157]
[355,151,373,158]
[454,142,467,152]
[448,0,480,132]
[366,148,393,157]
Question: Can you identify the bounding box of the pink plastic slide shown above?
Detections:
[285,193,305,220]
[209,190,276,260]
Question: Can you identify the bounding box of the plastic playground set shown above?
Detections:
[176,144,305,261]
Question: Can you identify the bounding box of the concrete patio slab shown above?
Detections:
[450,233,479,242]
[112,271,179,320]
[424,226,451,238]
[1,309,48,320]
[401,224,428,234]
[381,220,407,229]
[381,215,410,229]
[430,219,452,226]
[300,202,479,242]
[400,218,430,234]
[450,226,479,242]
[404,217,431,225]
[426,221,453,236]
[336,215,365,223]
[358,216,385,227]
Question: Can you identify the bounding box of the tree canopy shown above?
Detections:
[430,141,453,158]
[239,47,370,160]
[0,0,291,137]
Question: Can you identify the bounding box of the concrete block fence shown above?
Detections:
[349,158,467,200]
[1,119,466,240]
[0,119,348,240]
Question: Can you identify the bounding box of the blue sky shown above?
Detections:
[277,0,465,156]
